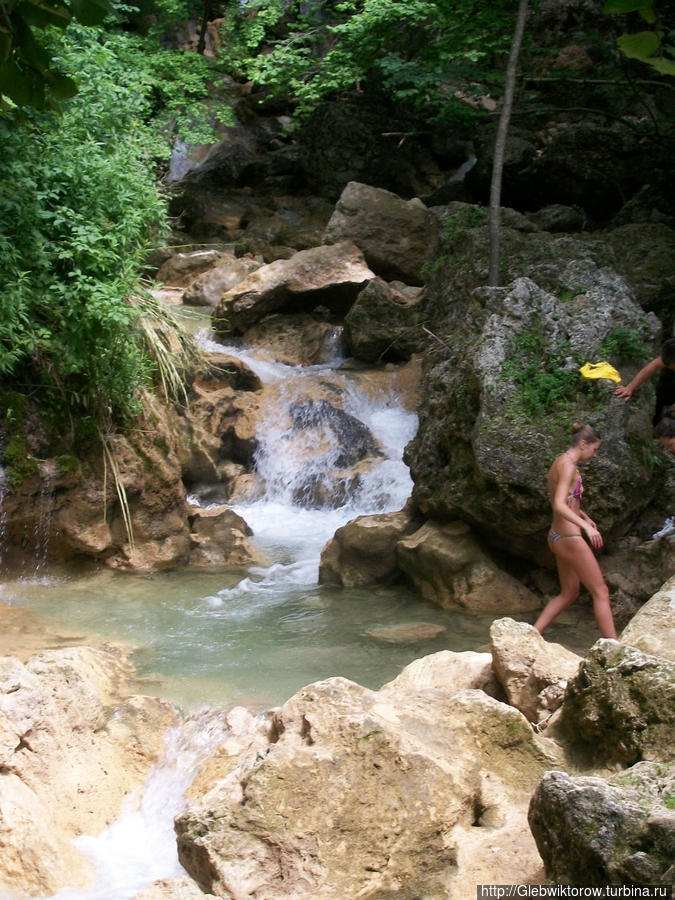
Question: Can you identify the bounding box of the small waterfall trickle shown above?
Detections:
[0,464,7,567]
[32,464,56,574]
[46,709,251,900]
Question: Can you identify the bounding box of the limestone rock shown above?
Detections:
[395,520,540,612]
[157,249,227,286]
[559,639,675,765]
[489,617,582,723]
[242,313,344,366]
[362,622,446,644]
[183,255,262,306]
[621,575,675,662]
[318,505,421,588]
[132,875,219,899]
[212,241,374,335]
[343,277,427,362]
[528,763,675,886]
[0,646,177,898]
[176,676,560,899]
[406,271,661,562]
[188,505,259,570]
[323,181,438,285]
[379,649,501,699]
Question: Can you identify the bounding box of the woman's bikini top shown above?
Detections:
[565,452,583,505]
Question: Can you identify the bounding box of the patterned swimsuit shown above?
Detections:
[548,464,583,546]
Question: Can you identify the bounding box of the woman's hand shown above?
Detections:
[583,523,604,550]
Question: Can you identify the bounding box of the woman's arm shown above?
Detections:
[615,356,663,401]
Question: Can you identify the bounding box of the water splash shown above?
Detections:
[45,709,245,900]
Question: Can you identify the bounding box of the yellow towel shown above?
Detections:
[579,361,622,384]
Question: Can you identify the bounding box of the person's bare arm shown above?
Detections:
[615,356,663,401]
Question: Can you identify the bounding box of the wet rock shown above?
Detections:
[288,399,382,469]
[0,646,177,898]
[319,504,421,588]
[212,241,374,335]
[395,521,540,613]
[559,639,675,765]
[344,277,427,362]
[187,505,259,570]
[323,181,438,285]
[362,622,446,644]
[182,255,262,306]
[489,617,582,723]
[620,575,675,662]
[243,313,345,366]
[528,763,675,886]
[527,204,586,232]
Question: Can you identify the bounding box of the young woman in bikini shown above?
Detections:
[534,423,617,639]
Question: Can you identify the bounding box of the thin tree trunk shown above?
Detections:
[488,0,529,287]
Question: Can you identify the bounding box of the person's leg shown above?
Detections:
[549,537,616,639]
[534,550,580,634]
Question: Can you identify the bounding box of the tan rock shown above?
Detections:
[176,674,560,899]
[243,313,343,366]
[188,505,259,569]
[133,875,219,899]
[183,255,261,306]
[621,575,675,661]
[490,617,583,723]
[396,520,540,612]
[213,241,374,335]
[0,646,177,898]
[319,505,420,588]
[380,649,501,699]
[362,621,446,644]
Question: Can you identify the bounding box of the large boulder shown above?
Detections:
[175,674,560,898]
[212,242,374,335]
[558,639,675,765]
[406,271,661,562]
[242,313,344,366]
[395,520,540,613]
[323,181,438,285]
[379,649,502,700]
[343,277,428,362]
[489,617,582,723]
[187,505,259,570]
[182,254,262,306]
[528,763,675,886]
[318,504,421,588]
[621,574,675,662]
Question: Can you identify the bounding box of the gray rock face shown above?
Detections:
[406,272,661,561]
[559,639,675,765]
[528,764,675,886]
[323,181,438,285]
[344,277,427,362]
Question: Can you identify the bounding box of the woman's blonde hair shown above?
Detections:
[570,422,601,445]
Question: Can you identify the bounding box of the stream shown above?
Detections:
[0,319,592,900]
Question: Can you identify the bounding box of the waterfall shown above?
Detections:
[0,464,7,567]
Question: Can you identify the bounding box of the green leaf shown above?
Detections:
[617,30,660,60]
[647,55,675,74]
[603,0,653,12]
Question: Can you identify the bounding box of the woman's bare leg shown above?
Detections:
[541,538,616,639]
[534,552,580,634]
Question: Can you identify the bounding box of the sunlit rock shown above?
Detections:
[379,649,501,700]
[323,181,438,285]
[489,617,582,723]
[212,241,374,335]
[176,675,560,898]
[620,574,675,662]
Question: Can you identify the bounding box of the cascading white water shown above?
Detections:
[45,710,245,900]
[29,335,422,900]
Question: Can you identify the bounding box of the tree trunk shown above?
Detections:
[488,0,529,287]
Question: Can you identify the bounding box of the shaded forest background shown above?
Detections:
[1,0,673,456]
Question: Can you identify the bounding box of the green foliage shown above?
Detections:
[603,0,675,75]
[599,326,650,363]
[0,0,112,110]
[503,327,580,419]
[220,0,519,120]
[0,22,166,431]
[1,433,40,487]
